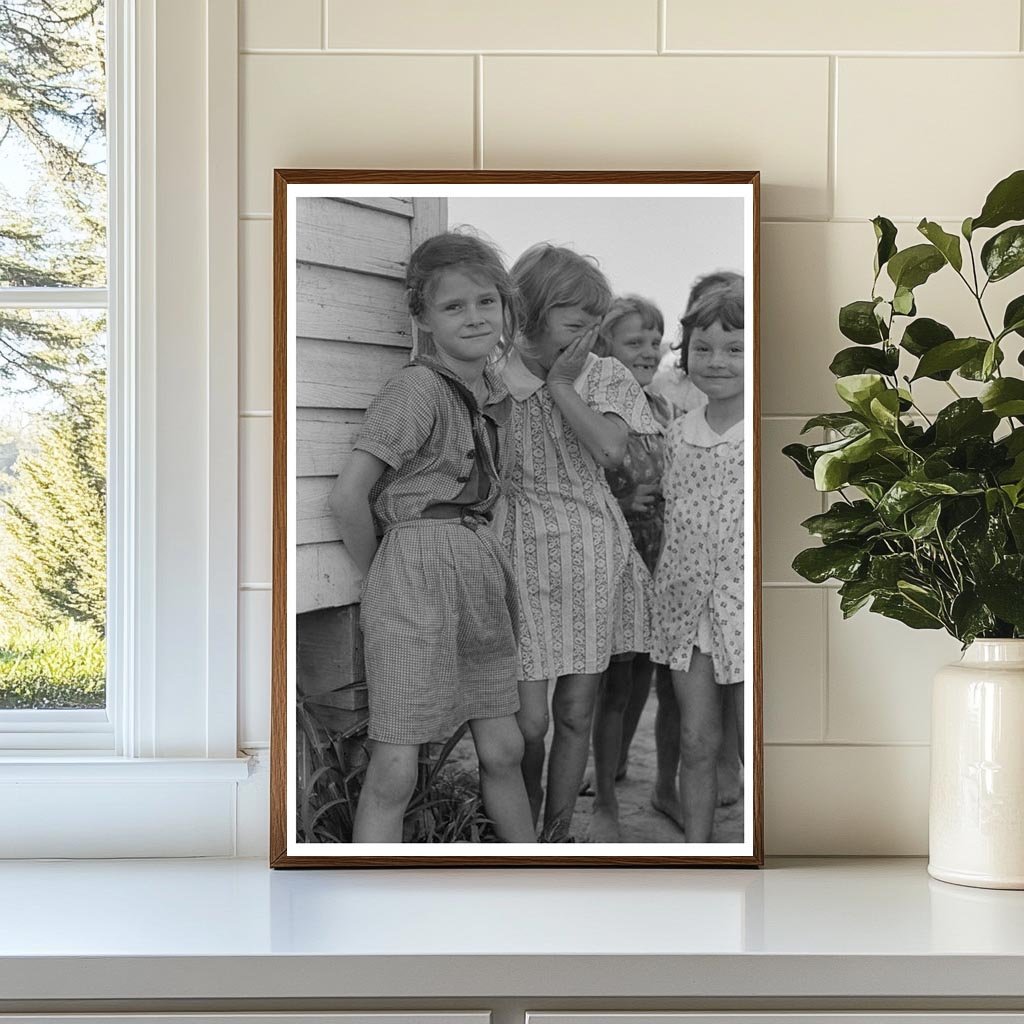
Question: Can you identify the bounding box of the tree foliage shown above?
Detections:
[0,369,105,633]
[785,170,1024,644]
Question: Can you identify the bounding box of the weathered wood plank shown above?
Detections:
[296,197,410,280]
[297,475,343,545]
[327,196,413,218]
[296,407,364,478]
[411,196,448,250]
[296,338,410,410]
[296,262,411,347]
[296,540,362,613]
[296,605,365,695]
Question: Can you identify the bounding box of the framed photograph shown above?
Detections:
[270,170,762,867]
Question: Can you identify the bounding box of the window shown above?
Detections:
[0,0,111,748]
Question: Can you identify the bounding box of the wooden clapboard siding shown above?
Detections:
[298,475,343,545]
[296,337,410,409]
[295,195,447,620]
[296,263,410,347]
[295,197,409,279]
[296,541,362,613]
[327,195,413,218]
[296,408,364,478]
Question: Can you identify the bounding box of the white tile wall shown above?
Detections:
[235,3,1024,854]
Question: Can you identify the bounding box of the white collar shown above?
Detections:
[680,406,744,447]
[499,347,599,401]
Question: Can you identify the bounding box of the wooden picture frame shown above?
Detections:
[271,170,762,867]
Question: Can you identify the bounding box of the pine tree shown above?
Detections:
[0,371,105,633]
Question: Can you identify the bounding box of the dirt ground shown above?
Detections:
[452,687,745,844]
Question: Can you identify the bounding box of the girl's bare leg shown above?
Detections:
[470,715,536,842]
[673,651,722,844]
[545,672,602,838]
[352,741,419,843]
[515,678,551,827]
[716,686,743,806]
[651,663,684,829]
[617,653,653,779]
[591,655,634,842]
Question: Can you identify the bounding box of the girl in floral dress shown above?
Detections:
[494,244,658,838]
[651,272,746,844]
[590,295,677,842]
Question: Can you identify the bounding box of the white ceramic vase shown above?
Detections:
[929,639,1024,889]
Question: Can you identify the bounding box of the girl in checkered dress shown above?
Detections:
[330,232,535,844]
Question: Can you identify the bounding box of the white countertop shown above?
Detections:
[1,857,1023,1001]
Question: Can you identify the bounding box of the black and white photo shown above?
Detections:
[271,171,762,867]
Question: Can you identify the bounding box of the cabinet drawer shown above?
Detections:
[528,1016,1024,1024]
[0,1015,490,1024]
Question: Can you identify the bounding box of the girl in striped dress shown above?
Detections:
[331,232,535,844]
[494,244,659,839]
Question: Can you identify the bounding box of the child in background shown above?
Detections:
[330,232,535,844]
[590,295,676,843]
[651,272,746,843]
[495,244,659,839]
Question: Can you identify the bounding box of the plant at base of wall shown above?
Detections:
[784,169,1024,645]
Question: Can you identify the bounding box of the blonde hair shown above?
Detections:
[595,294,664,358]
[510,243,611,343]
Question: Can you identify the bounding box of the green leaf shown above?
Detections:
[800,413,865,435]
[976,580,1024,629]
[782,442,815,479]
[829,345,899,378]
[1003,295,1024,340]
[892,286,916,316]
[838,578,880,618]
[950,592,996,644]
[979,378,1024,418]
[962,216,974,241]
[814,450,851,491]
[835,373,886,413]
[917,219,963,272]
[970,168,1024,232]
[911,337,987,381]
[872,215,898,277]
[908,500,942,539]
[960,344,1004,380]
[868,389,902,431]
[982,341,1001,381]
[933,399,999,444]
[887,243,946,291]
[871,594,943,630]
[792,542,866,584]
[839,300,886,345]
[800,501,879,543]
[900,317,954,359]
[877,479,958,523]
[867,552,915,587]
[981,225,1024,283]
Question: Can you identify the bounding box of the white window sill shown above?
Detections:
[0,755,252,782]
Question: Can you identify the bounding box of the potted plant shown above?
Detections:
[784,169,1024,889]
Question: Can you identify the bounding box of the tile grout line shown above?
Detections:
[1020,0,1024,51]
[237,47,1024,57]
[657,0,666,54]
[827,55,838,222]
[321,0,328,50]
[474,54,484,169]
[820,587,831,743]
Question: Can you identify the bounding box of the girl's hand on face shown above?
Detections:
[546,326,598,387]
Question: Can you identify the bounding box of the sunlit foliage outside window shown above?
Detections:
[0,1,107,708]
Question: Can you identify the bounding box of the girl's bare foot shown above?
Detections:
[589,803,621,843]
[650,790,685,832]
[716,756,743,806]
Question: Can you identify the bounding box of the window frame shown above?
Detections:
[0,0,247,856]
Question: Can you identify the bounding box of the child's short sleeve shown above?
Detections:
[354,367,437,469]
[585,356,660,435]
